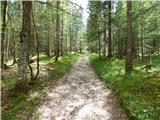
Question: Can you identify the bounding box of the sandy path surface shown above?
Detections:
[33,56,127,120]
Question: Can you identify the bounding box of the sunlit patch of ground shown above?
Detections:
[33,56,127,120]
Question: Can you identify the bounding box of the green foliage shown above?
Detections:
[48,54,79,80]
[38,53,53,61]
[89,54,160,120]
[2,92,41,120]
[86,1,160,57]
[1,75,17,91]
[86,1,102,51]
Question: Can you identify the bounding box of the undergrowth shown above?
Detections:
[1,53,79,120]
[89,53,160,120]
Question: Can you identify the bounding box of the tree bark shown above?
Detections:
[80,40,82,53]
[60,18,64,56]
[65,31,68,54]
[98,33,101,59]
[12,29,17,65]
[55,1,60,61]
[103,1,107,57]
[141,12,144,61]
[125,1,133,73]
[117,32,123,59]
[47,1,51,56]
[108,1,112,58]
[6,26,10,62]
[1,1,7,68]
[69,26,72,52]
[47,25,51,56]
[103,25,107,57]
[15,1,32,93]
[152,19,157,54]
[74,33,78,53]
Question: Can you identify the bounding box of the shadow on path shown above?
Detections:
[33,55,127,120]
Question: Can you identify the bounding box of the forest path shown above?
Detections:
[33,55,127,120]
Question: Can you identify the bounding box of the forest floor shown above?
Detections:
[3,54,159,120]
[32,55,127,120]
[1,54,79,120]
[90,54,160,120]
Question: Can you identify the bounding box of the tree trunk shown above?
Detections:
[125,1,133,73]
[98,33,101,59]
[117,32,123,59]
[15,1,32,93]
[108,1,112,58]
[141,13,144,61]
[55,1,60,61]
[1,1,7,68]
[60,18,63,56]
[4,29,8,62]
[47,1,51,56]
[47,25,51,56]
[152,19,157,54]
[12,29,17,65]
[65,31,68,54]
[103,12,107,57]
[103,29,107,57]
[6,26,10,62]
[74,33,78,53]
[69,26,72,52]
[94,41,96,53]
[80,40,82,53]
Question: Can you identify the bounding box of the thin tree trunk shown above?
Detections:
[4,29,8,62]
[108,1,112,58]
[47,1,51,56]
[1,1,7,68]
[47,26,51,56]
[65,31,68,54]
[80,40,82,53]
[94,41,96,53]
[103,1,107,57]
[141,13,144,61]
[152,18,157,54]
[69,27,72,52]
[55,1,60,61]
[12,29,17,65]
[125,1,133,73]
[60,18,63,56]
[98,33,101,59]
[74,34,77,53]
[117,32,123,59]
[103,27,107,57]
[6,27,10,62]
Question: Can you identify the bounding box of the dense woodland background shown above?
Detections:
[1,0,160,120]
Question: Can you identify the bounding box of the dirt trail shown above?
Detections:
[33,56,127,120]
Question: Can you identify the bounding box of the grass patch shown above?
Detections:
[48,54,79,80]
[2,93,41,120]
[1,53,79,120]
[1,75,17,91]
[38,53,53,61]
[89,53,160,120]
